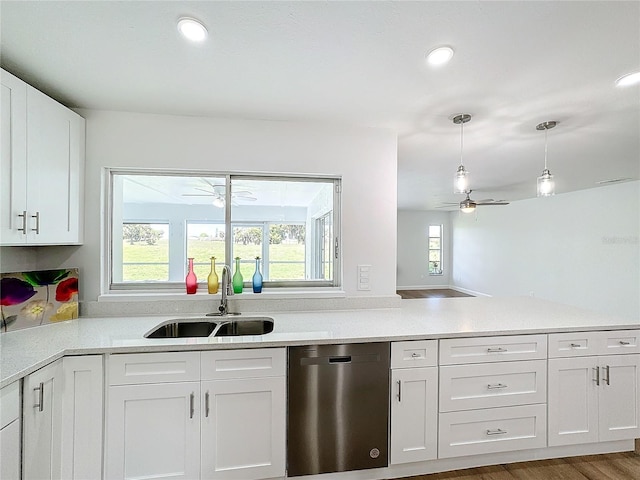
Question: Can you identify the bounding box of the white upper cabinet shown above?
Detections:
[0,69,85,245]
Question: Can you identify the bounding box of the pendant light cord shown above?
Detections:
[460,121,464,166]
[544,127,548,170]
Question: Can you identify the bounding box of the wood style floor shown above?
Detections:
[393,453,640,480]
[397,289,473,299]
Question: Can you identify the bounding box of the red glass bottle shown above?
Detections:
[185,257,198,294]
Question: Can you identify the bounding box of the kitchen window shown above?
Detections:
[428,224,443,275]
[107,171,341,291]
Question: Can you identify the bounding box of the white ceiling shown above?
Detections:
[1,1,638,210]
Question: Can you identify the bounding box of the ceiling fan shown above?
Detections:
[438,190,509,212]
[181,180,257,207]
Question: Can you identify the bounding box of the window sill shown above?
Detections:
[98,288,347,303]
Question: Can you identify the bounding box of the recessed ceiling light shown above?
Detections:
[615,71,640,87]
[426,46,454,66]
[177,17,208,42]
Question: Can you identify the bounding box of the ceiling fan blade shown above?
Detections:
[182,193,215,197]
[476,202,510,206]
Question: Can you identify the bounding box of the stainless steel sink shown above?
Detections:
[144,316,274,338]
[145,319,218,338]
[214,317,274,336]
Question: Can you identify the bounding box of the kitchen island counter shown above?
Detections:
[2,296,638,387]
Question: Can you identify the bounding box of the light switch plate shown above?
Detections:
[357,264,371,291]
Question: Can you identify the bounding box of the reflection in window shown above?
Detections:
[109,172,340,290]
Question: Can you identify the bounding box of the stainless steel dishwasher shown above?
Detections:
[287,342,390,476]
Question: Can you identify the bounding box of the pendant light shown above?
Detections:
[453,114,472,194]
[536,121,557,197]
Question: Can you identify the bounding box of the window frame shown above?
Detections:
[104,168,341,293]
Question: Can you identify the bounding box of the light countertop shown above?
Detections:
[1,296,638,388]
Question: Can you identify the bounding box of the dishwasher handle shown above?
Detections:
[329,356,352,364]
[300,353,380,366]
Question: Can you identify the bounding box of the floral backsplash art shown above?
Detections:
[0,269,79,333]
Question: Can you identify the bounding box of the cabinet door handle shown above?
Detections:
[189,392,195,419]
[604,365,610,386]
[619,341,631,346]
[593,366,600,386]
[205,391,210,418]
[34,382,44,412]
[17,211,27,233]
[486,428,507,436]
[31,212,40,234]
[487,347,507,353]
[397,380,402,403]
[487,383,508,390]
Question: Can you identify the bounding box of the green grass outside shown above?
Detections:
[122,239,306,282]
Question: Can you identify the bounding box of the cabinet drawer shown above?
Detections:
[108,352,200,385]
[601,330,640,355]
[0,381,20,429]
[438,404,547,458]
[439,360,546,412]
[391,340,438,368]
[201,348,286,380]
[548,331,603,358]
[440,334,547,365]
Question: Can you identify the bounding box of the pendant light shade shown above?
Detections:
[536,121,557,197]
[453,114,472,194]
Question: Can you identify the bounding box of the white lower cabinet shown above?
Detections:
[548,353,640,446]
[1,381,21,479]
[201,377,286,479]
[22,356,103,480]
[23,359,63,480]
[105,348,286,480]
[390,340,439,465]
[106,382,201,479]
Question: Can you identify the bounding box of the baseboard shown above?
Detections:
[449,285,491,297]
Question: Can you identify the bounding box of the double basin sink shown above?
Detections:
[145,315,274,339]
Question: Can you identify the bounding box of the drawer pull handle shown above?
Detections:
[487,383,508,390]
[570,343,582,348]
[604,365,610,386]
[189,392,195,419]
[411,353,420,358]
[593,366,600,386]
[33,382,44,412]
[486,428,507,436]
[487,347,507,353]
[619,341,631,346]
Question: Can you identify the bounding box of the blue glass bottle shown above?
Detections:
[252,257,263,293]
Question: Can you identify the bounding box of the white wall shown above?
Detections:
[42,110,398,302]
[452,181,640,320]
[397,210,452,288]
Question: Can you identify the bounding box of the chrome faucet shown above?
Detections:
[218,264,234,315]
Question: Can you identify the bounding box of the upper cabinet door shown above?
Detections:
[26,86,84,244]
[0,70,28,245]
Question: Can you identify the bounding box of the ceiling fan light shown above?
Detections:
[212,196,225,208]
[454,165,470,194]
[537,169,555,197]
[460,197,476,213]
[615,71,640,87]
